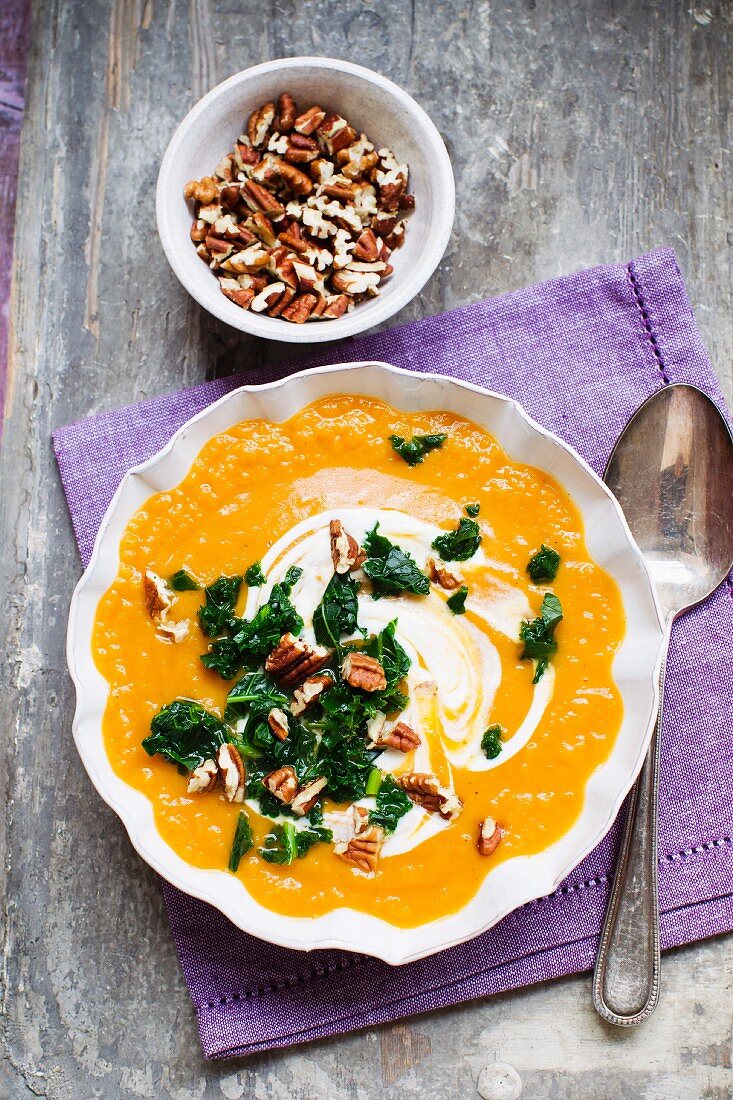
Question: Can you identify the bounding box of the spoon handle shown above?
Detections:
[592,646,667,1026]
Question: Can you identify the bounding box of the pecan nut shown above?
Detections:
[267,707,290,742]
[241,180,285,218]
[337,824,384,874]
[478,816,503,857]
[183,176,219,204]
[247,101,276,148]
[341,652,387,692]
[382,721,420,753]
[281,292,318,324]
[291,776,328,816]
[294,105,327,135]
[143,569,173,618]
[395,773,462,821]
[265,633,331,687]
[187,758,218,794]
[217,743,246,803]
[329,519,366,573]
[291,672,333,716]
[263,765,298,804]
[426,557,464,591]
[275,91,296,133]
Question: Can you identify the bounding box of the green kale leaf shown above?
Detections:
[369,775,412,833]
[259,820,332,865]
[520,592,563,683]
[446,585,468,615]
[465,503,480,517]
[313,571,361,647]
[198,575,243,637]
[201,567,304,680]
[527,544,561,583]
[481,724,504,759]
[432,517,482,562]
[362,523,430,597]
[228,811,253,872]
[168,569,200,592]
[390,432,447,467]
[245,561,266,587]
[142,700,229,770]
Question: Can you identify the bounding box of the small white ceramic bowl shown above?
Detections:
[67,362,666,965]
[156,58,455,343]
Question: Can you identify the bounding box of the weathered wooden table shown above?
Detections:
[2,1,731,1096]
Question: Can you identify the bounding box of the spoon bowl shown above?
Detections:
[594,382,733,1026]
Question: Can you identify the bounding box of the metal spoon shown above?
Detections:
[593,382,733,1027]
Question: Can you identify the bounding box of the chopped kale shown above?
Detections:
[259,820,332,865]
[432,517,482,562]
[228,811,253,872]
[520,592,563,683]
[527,544,561,583]
[481,724,504,760]
[142,700,229,770]
[168,568,200,592]
[201,567,304,680]
[465,503,480,517]
[198,575,242,637]
[369,775,412,833]
[225,669,288,721]
[362,523,430,597]
[446,585,468,615]
[245,561,266,587]
[390,432,447,467]
[313,571,361,647]
[363,618,410,713]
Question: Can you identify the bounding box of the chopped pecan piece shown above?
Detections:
[352,227,380,262]
[281,292,318,324]
[294,105,327,135]
[267,707,290,742]
[265,633,330,688]
[329,519,366,573]
[395,773,463,821]
[156,619,190,644]
[241,180,285,217]
[322,180,356,202]
[190,218,207,243]
[337,824,384,874]
[187,758,218,794]
[291,776,328,816]
[220,281,255,310]
[142,569,172,618]
[477,816,503,856]
[382,721,420,752]
[275,91,296,132]
[278,226,308,253]
[341,652,387,692]
[267,286,297,318]
[329,804,370,847]
[273,159,313,197]
[284,132,320,163]
[183,176,219,204]
[322,294,351,319]
[291,672,333,716]
[217,743,246,803]
[426,557,464,591]
[247,101,276,148]
[263,765,298,804]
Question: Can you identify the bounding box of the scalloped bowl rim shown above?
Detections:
[67,362,666,965]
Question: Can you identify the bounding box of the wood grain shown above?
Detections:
[1,0,731,1097]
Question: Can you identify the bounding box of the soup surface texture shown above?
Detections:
[93,394,625,927]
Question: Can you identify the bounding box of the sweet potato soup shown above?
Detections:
[93,394,625,927]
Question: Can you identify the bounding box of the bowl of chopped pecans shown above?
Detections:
[156,57,454,342]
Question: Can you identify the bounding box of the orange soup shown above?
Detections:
[93,395,625,927]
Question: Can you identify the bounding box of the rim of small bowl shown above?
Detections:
[155,57,455,343]
[66,361,666,964]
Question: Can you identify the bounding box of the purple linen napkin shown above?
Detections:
[54,248,733,1059]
